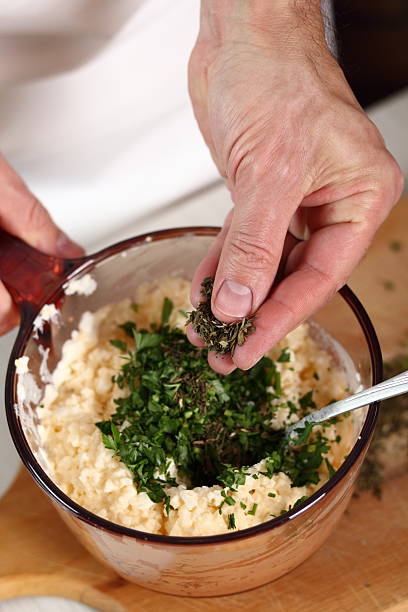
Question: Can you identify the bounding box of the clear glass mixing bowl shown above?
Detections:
[0,227,381,597]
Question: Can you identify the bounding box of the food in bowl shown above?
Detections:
[35,277,353,537]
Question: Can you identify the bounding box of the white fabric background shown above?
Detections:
[0,0,219,247]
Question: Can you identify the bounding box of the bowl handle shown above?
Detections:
[0,229,84,315]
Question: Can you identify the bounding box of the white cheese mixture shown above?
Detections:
[37,278,352,536]
[63,273,97,296]
[33,303,59,335]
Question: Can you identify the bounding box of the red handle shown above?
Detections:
[0,229,85,315]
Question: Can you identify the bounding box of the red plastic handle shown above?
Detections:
[0,229,85,315]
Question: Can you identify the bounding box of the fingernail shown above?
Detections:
[215,280,252,318]
[56,232,84,258]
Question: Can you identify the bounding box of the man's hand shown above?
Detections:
[187,0,404,373]
[0,155,83,334]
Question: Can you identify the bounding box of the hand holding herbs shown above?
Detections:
[187,277,255,355]
[97,297,338,524]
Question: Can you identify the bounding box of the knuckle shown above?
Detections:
[231,150,268,191]
[227,230,275,271]
[388,158,405,201]
[300,261,340,296]
[358,153,405,228]
[380,153,404,201]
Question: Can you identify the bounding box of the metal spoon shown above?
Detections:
[285,370,408,442]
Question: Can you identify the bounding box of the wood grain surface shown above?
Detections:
[1,197,407,612]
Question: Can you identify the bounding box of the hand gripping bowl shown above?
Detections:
[0,227,381,597]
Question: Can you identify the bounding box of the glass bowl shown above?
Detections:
[0,227,381,597]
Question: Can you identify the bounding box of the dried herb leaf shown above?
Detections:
[187,277,255,355]
[389,240,402,252]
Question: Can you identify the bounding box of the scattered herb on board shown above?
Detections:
[96,297,335,512]
[389,240,402,252]
[357,350,408,497]
[382,280,395,291]
[186,277,255,355]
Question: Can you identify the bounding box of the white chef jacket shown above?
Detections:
[0,0,222,249]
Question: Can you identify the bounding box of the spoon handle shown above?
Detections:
[286,369,408,439]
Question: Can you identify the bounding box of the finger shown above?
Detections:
[0,281,20,334]
[190,210,233,307]
[0,156,83,258]
[208,351,236,375]
[232,217,377,370]
[211,173,302,322]
[186,323,206,348]
[187,322,236,373]
[189,229,299,371]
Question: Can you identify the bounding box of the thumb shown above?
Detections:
[211,173,302,322]
[0,156,83,258]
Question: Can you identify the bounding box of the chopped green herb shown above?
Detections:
[227,513,236,529]
[161,297,173,325]
[260,452,282,477]
[240,502,247,509]
[272,370,282,396]
[218,466,249,490]
[248,503,258,516]
[97,297,335,511]
[290,421,315,445]
[119,321,136,337]
[293,495,309,508]
[277,347,291,363]
[299,390,316,411]
[325,458,336,478]
[268,492,276,498]
[109,339,128,352]
[221,490,236,506]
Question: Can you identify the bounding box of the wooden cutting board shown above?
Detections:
[1,197,407,612]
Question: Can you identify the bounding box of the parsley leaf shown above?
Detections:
[277,347,291,363]
[161,297,173,325]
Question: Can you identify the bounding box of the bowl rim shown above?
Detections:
[5,226,382,546]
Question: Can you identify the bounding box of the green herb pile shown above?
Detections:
[186,277,255,355]
[97,298,333,516]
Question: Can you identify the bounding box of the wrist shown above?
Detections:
[199,0,332,57]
